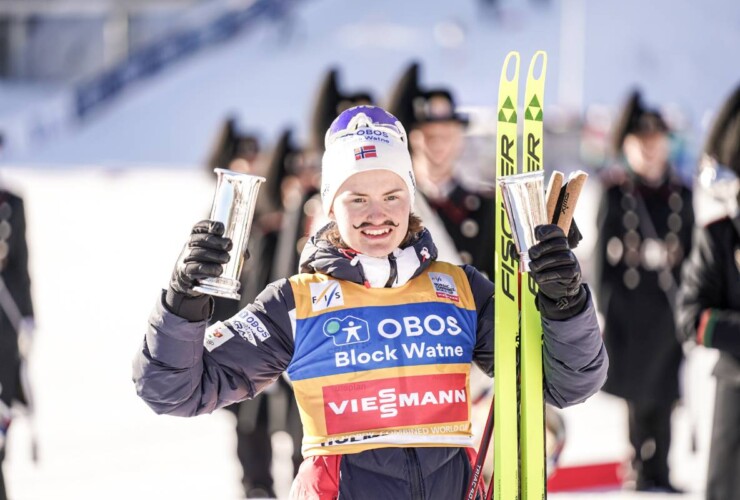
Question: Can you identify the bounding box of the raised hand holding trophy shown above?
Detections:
[193,168,265,300]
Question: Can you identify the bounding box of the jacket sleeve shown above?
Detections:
[464,265,608,408]
[540,287,608,408]
[132,279,295,417]
[677,221,740,355]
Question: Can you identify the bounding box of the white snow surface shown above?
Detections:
[0,167,716,499]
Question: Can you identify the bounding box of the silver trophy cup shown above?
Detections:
[498,171,548,272]
[192,168,266,300]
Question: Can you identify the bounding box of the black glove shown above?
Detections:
[566,219,583,249]
[170,220,233,296]
[166,220,232,321]
[528,224,587,320]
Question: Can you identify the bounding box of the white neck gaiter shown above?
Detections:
[350,246,423,288]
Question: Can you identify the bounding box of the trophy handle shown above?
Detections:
[545,171,564,223]
[554,171,588,234]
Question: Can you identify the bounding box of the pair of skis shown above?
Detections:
[465,49,547,500]
[492,49,548,500]
[467,51,587,500]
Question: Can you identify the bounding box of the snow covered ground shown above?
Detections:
[0,167,717,499]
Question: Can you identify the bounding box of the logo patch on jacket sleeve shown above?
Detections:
[204,322,234,352]
[310,280,344,312]
[228,309,272,347]
[428,273,459,302]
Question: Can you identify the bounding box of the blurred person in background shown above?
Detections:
[268,130,320,286]
[308,68,375,157]
[595,90,693,493]
[205,121,303,499]
[676,84,740,500]
[133,105,607,499]
[387,63,495,278]
[205,116,261,175]
[0,184,35,500]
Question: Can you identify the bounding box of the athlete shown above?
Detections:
[133,105,607,499]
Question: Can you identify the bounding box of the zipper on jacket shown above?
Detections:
[405,448,425,499]
[384,253,398,288]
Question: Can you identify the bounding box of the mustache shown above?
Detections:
[353,220,400,230]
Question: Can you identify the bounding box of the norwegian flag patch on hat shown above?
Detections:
[354,145,377,160]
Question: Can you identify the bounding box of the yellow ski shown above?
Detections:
[520,50,547,500]
[494,50,521,500]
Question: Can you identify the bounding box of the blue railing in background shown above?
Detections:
[74,0,293,120]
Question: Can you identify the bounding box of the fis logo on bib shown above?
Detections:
[429,273,459,302]
[323,316,370,346]
[310,280,344,312]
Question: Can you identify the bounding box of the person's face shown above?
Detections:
[228,158,252,174]
[415,121,465,174]
[623,131,670,182]
[330,169,410,257]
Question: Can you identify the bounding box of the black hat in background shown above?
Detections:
[386,62,468,133]
[612,89,669,152]
[257,128,301,214]
[309,69,341,154]
[704,84,740,175]
[205,116,260,173]
[338,92,374,113]
[385,61,421,134]
[413,88,469,126]
[205,116,238,171]
[308,68,375,155]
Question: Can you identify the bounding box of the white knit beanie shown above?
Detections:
[320,106,416,215]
